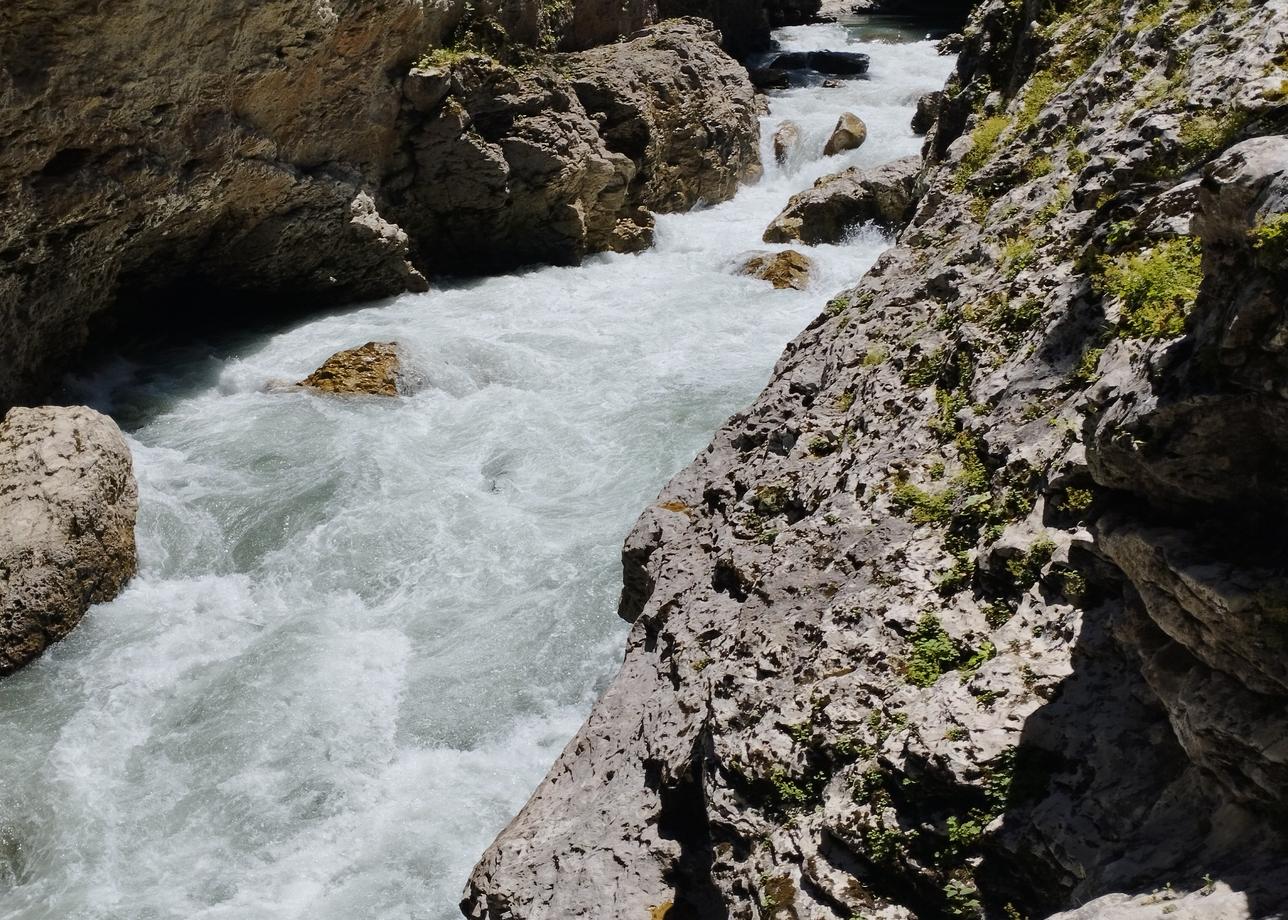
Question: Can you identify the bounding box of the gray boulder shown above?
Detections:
[0,406,138,677]
[763,155,922,243]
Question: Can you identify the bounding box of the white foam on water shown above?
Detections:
[0,23,954,920]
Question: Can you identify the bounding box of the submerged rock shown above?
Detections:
[770,49,870,75]
[298,342,403,396]
[739,249,814,289]
[0,406,138,677]
[763,155,921,243]
[822,111,868,156]
[749,66,791,89]
[773,121,802,165]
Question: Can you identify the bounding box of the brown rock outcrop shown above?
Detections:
[298,342,404,396]
[774,121,802,165]
[0,406,138,676]
[388,20,760,274]
[565,20,762,212]
[0,0,437,410]
[0,5,759,410]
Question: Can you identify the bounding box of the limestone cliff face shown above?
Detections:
[465,1,1288,918]
[0,2,770,410]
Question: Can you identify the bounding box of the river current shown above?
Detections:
[0,19,953,920]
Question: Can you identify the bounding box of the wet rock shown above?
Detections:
[770,49,870,75]
[609,208,657,254]
[749,66,791,89]
[739,249,814,290]
[911,90,944,135]
[298,342,403,396]
[0,406,138,677]
[763,155,921,243]
[773,121,802,165]
[823,111,868,156]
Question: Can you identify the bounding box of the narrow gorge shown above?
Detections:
[2,0,1287,919]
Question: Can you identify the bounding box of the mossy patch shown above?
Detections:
[1098,237,1203,338]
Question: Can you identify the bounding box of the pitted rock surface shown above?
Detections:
[0,406,138,676]
[467,1,1288,918]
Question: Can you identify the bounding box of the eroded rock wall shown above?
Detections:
[0,0,439,409]
[0,3,759,409]
[466,0,1288,918]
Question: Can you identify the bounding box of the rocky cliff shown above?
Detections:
[466,1,1288,918]
[0,0,781,411]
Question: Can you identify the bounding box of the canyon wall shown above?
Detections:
[0,0,802,411]
[465,0,1288,918]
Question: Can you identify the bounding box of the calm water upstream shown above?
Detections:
[0,20,953,920]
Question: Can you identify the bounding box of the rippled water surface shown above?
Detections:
[0,21,953,920]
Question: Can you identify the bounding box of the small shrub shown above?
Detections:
[1001,238,1038,281]
[1072,344,1105,383]
[1250,213,1288,271]
[892,479,954,525]
[955,116,1012,188]
[1098,237,1203,338]
[904,613,962,688]
[1006,537,1057,588]
[1178,111,1244,161]
[1059,487,1094,514]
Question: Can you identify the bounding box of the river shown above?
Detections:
[0,18,953,920]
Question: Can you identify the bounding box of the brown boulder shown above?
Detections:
[739,250,814,290]
[0,406,138,677]
[822,111,867,156]
[298,342,403,396]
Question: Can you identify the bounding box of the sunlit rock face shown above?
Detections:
[465,1,1288,918]
[0,406,137,676]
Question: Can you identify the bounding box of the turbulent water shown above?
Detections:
[0,20,953,920]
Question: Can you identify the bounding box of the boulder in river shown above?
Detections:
[773,121,802,165]
[0,406,138,677]
[738,249,814,290]
[762,155,921,244]
[749,67,790,90]
[822,111,867,156]
[298,342,404,396]
[769,49,870,75]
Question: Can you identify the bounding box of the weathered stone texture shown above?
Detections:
[0,406,138,676]
[467,1,1288,918]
